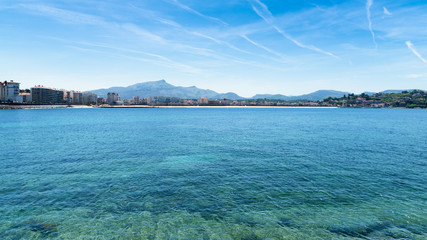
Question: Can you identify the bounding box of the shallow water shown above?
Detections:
[0,108,426,239]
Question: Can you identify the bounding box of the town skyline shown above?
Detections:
[7,79,425,100]
[1,0,427,96]
[2,79,426,109]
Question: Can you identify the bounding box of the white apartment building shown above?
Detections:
[82,92,98,105]
[0,80,20,102]
[70,91,83,104]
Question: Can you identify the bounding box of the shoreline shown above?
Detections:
[0,104,339,110]
[154,105,338,109]
[2,104,419,109]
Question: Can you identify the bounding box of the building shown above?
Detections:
[70,91,83,104]
[132,96,140,104]
[121,99,130,105]
[17,92,32,103]
[31,86,64,104]
[147,96,181,106]
[97,97,106,105]
[198,97,209,105]
[139,98,148,105]
[107,92,119,105]
[208,100,221,105]
[64,91,72,103]
[82,92,98,105]
[0,80,20,102]
[0,82,4,101]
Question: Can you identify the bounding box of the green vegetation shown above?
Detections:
[319,90,427,108]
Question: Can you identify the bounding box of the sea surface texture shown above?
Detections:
[0,108,426,239]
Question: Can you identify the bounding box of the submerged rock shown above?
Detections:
[28,221,58,236]
[12,221,58,237]
[328,221,391,238]
[7,220,58,238]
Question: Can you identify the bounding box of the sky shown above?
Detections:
[1,0,427,97]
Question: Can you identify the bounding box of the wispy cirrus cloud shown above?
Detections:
[189,31,252,55]
[249,0,338,58]
[241,34,286,60]
[188,30,291,64]
[22,4,169,46]
[128,4,238,58]
[121,23,166,43]
[128,3,183,28]
[383,7,392,16]
[366,0,377,48]
[66,35,282,75]
[404,74,423,79]
[19,4,107,25]
[70,40,202,74]
[273,26,338,58]
[164,0,228,26]
[128,4,253,56]
[250,0,273,23]
[406,41,427,63]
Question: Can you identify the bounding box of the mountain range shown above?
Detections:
[88,80,417,101]
[89,80,243,100]
[252,90,349,101]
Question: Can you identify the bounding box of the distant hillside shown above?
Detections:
[380,89,419,94]
[88,80,244,100]
[320,89,426,108]
[253,90,349,101]
[89,80,422,102]
[252,94,289,100]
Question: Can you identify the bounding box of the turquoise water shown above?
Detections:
[0,108,426,239]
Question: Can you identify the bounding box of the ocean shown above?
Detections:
[0,108,426,239]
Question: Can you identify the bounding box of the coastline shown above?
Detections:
[3,104,418,110]
[0,104,70,110]
[0,104,339,109]
[154,105,338,109]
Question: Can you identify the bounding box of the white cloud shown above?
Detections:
[249,0,338,58]
[19,4,106,25]
[404,74,423,79]
[121,23,166,43]
[272,26,338,59]
[250,0,273,24]
[383,7,392,15]
[128,4,255,57]
[366,0,378,48]
[241,34,286,59]
[128,3,183,28]
[189,31,252,55]
[76,41,202,74]
[406,41,427,63]
[165,0,228,25]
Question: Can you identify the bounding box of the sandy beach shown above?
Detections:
[0,105,70,110]
[0,104,100,110]
[154,105,338,109]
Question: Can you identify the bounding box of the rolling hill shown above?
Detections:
[88,80,244,100]
[252,90,349,101]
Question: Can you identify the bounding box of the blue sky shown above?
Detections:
[1,0,426,96]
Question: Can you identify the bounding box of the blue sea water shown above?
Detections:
[0,108,426,239]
